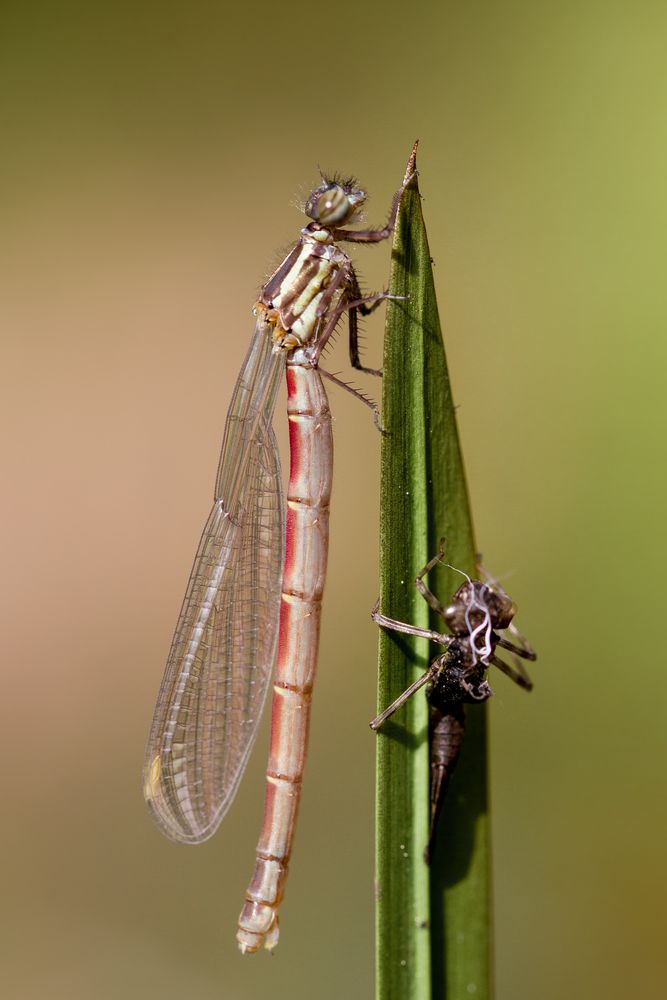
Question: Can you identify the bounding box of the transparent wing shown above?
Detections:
[143,318,285,843]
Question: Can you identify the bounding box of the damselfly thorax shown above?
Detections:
[260,231,348,351]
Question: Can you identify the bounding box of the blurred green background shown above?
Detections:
[2,2,665,998]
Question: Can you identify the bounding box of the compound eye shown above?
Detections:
[305,184,353,225]
[316,186,349,225]
[492,597,516,630]
[443,602,467,635]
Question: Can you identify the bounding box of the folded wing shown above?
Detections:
[144,321,285,843]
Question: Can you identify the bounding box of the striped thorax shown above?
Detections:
[257,178,367,353]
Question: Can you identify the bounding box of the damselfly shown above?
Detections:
[370,539,536,863]
[143,151,415,953]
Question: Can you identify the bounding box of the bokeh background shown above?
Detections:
[3,2,666,998]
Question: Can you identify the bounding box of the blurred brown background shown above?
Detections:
[2,2,665,998]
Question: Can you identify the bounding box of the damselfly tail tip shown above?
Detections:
[237,933,261,955]
[264,920,280,952]
[237,908,280,954]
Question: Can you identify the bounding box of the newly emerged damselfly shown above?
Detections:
[144,149,416,952]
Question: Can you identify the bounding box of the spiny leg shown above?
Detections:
[504,621,537,660]
[369,602,452,728]
[318,367,383,432]
[333,169,417,244]
[475,553,498,587]
[491,654,533,691]
[348,265,384,376]
[309,290,399,368]
[415,537,451,618]
[475,554,515,604]
[370,669,433,731]
[496,635,537,662]
[371,600,452,644]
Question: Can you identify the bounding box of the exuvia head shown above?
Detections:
[304,174,366,227]
[444,580,516,637]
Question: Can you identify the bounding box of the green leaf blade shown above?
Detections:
[375,160,433,1000]
[376,147,491,1000]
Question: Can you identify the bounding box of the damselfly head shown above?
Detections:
[305,179,366,227]
[444,581,516,636]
